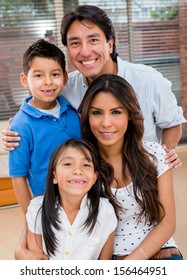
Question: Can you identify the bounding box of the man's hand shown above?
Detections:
[1,118,21,151]
[162,144,182,169]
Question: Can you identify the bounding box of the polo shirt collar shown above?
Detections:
[21,96,71,118]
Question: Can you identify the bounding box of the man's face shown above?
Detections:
[66,19,115,84]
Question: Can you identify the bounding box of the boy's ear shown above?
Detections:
[20,72,29,88]
[63,71,68,86]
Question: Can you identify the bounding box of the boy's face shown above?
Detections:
[20,57,67,109]
[66,19,115,84]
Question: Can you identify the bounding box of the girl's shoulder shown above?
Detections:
[27,195,44,213]
[99,197,116,216]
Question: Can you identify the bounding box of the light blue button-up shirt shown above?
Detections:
[62,56,186,143]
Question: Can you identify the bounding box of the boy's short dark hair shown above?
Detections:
[22,39,66,74]
[61,5,118,62]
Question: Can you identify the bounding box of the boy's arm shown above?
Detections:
[12,177,32,215]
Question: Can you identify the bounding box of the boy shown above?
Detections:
[8,39,81,214]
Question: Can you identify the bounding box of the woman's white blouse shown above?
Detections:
[26,195,117,260]
[111,141,177,256]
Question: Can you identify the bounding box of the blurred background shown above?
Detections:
[0,0,187,260]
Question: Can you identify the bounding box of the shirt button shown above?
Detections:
[53,118,57,122]
[68,231,72,236]
[65,251,70,255]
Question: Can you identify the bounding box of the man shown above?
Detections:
[2,5,186,168]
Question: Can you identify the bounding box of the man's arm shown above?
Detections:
[162,124,182,169]
[162,124,182,149]
[2,118,21,151]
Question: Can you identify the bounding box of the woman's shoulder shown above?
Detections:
[143,141,166,157]
[143,141,170,176]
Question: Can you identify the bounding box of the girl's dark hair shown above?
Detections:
[61,5,118,62]
[40,138,120,257]
[78,74,164,226]
[22,39,66,74]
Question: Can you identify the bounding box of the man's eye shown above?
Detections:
[70,41,79,47]
[91,38,99,44]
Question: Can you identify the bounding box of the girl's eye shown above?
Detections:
[53,73,60,77]
[83,163,92,167]
[35,74,42,78]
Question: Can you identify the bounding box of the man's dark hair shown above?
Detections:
[61,5,118,62]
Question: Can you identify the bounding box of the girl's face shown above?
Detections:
[89,91,130,149]
[53,146,98,200]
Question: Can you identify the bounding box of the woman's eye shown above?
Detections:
[112,110,121,114]
[92,111,101,115]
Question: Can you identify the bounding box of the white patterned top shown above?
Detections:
[111,141,177,256]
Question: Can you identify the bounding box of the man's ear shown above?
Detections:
[20,72,29,88]
[108,38,114,55]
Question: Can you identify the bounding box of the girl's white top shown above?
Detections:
[26,195,117,260]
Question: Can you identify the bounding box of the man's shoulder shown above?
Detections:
[118,56,160,79]
[68,70,84,83]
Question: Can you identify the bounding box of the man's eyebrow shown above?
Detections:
[67,33,101,41]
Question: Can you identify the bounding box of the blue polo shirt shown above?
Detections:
[8,95,81,197]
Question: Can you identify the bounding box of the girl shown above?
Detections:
[26,139,120,260]
[78,74,183,260]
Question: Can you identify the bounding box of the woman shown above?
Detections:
[78,74,183,260]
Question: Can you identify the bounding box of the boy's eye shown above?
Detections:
[63,162,72,166]
[35,74,42,78]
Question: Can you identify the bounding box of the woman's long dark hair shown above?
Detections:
[40,138,120,257]
[78,74,164,227]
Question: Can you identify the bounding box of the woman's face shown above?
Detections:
[88,91,130,149]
